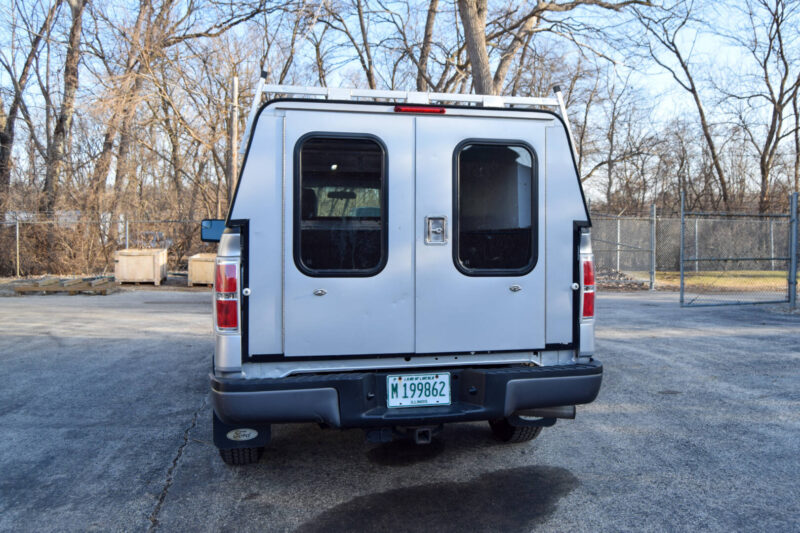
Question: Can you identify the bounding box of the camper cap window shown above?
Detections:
[455,142,537,275]
[295,136,387,276]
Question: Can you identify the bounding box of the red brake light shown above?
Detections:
[582,291,595,318]
[214,261,239,331]
[216,300,238,329]
[394,105,446,114]
[582,257,595,319]
[583,260,595,286]
[215,263,237,292]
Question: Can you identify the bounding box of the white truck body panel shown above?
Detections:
[414,115,545,353]
[545,125,590,345]
[210,86,601,462]
[230,116,284,355]
[225,96,591,370]
[283,111,416,356]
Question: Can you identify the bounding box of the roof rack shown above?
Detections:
[239,74,578,160]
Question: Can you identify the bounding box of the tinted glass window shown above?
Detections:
[455,143,535,274]
[296,136,386,275]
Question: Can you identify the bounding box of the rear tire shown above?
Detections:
[219,447,264,465]
[489,418,543,443]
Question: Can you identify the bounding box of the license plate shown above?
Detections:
[386,373,451,408]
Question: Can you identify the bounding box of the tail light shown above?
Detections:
[214,260,240,331]
[581,255,595,319]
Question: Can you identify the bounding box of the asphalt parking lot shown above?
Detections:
[1,289,798,532]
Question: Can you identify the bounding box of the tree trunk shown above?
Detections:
[89,0,151,217]
[793,94,799,195]
[41,0,86,216]
[456,0,494,95]
[1,0,61,215]
[355,0,376,89]
[758,160,771,213]
[491,15,538,94]
[89,127,118,214]
[416,0,439,91]
[109,67,146,224]
[606,114,616,207]
[686,80,730,210]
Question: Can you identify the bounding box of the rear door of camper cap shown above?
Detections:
[282,110,415,357]
[415,115,546,353]
[243,104,548,359]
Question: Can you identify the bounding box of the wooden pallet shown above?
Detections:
[14,277,117,295]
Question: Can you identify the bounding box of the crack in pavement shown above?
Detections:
[147,395,206,532]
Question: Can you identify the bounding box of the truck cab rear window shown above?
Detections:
[294,135,387,276]
[454,142,536,275]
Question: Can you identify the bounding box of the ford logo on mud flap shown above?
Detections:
[226,428,258,441]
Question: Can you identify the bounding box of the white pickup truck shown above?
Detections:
[201,84,601,465]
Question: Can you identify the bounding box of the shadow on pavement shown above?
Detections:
[295,465,578,533]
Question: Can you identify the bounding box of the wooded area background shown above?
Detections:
[1,0,799,274]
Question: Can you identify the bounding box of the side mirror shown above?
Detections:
[201,219,226,243]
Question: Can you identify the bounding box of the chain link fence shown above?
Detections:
[0,217,214,277]
[592,210,655,289]
[678,193,798,307]
[590,210,683,291]
[3,198,798,309]
[590,192,798,308]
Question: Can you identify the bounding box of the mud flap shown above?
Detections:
[213,411,272,450]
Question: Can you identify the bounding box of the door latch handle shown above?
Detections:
[313,289,327,296]
[425,216,447,244]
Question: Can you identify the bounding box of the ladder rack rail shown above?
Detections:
[239,77,578,163]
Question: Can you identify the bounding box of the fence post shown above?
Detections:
[15,220,20,277]
[650,204,656,290]
[616,218,621,273]
[789,192,798,309]
[125,217,129,249]
[769,219,774,271]
[694,218,699,272]
[680,192,685,306]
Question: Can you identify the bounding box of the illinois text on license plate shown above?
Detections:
[386,373,451,408]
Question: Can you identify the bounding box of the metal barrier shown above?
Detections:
[592,207,656,289]
[679,192,799,307]
[3,202,798,311]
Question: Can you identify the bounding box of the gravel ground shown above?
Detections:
[0,290,798,532]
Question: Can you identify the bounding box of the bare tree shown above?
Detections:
[41,0,87,216]
[456,0,652,95]
[635,2,732,209]
[85,0,152,217]
[0,0,61,216]
[718,0,800,211]
[417,0,439,90]
[321,0,378,88]
[793,89,799,194]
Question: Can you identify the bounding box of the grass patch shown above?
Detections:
[625,270,790,292]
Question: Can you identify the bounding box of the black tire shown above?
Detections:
[219,447,264,465]
[489,418,543,443]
